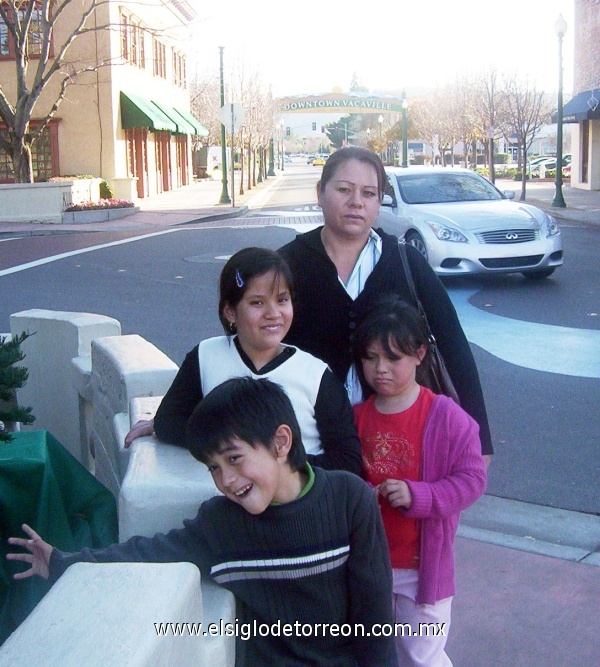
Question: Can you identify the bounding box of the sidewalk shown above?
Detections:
[2,171,599,664]
[0,171,283,237]
[495,177,600,226]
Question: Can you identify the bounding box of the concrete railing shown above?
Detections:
[0,179,102,225]
[2,310,235,665]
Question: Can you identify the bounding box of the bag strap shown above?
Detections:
[397,242,418,309]
[397,243,436,343]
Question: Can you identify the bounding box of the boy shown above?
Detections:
[8,377,396,666]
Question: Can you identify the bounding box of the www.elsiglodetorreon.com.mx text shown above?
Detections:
[154,619,446,640]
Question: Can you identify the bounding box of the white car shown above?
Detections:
[376,166,563,279]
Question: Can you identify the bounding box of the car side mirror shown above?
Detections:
[382,194,394,207]
[503,190,516,200]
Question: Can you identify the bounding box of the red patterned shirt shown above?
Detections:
[354,387,435,569]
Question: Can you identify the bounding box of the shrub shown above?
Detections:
[100,179,115,199]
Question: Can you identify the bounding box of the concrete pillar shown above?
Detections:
[10,310,121,467]
[91,334,178,498]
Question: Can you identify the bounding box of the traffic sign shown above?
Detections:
[218,103,245,134]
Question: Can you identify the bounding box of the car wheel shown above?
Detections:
[405,231,428,262]
[521,268,556,280]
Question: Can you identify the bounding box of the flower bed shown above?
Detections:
[64,199,134,212]
[61,199,139,224]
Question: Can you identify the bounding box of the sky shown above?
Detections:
[188,0,575,99]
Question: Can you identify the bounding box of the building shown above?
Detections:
[0,0,207,199]
[562,0,600,190]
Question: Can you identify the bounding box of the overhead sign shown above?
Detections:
[219,103,245,133]
[279,93,406,114]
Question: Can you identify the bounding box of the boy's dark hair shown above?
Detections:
[319,147,387,200]
[187,377,306,471]
[218,247,295,334]
[352,295,432,389]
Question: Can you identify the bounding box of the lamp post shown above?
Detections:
[366,127,371,148]
[551,14,567,208]
[279,120,285,171]
[378,115,383,162]
[218,47,231,204]
[401,91,408,168]
[268,138,275,176]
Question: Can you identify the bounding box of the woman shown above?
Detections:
[279,147,493,461]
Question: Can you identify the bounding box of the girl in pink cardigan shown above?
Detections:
[353,295,487,667]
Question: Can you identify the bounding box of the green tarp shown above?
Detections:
[0,431,118,645]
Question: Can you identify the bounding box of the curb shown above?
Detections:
[458,494,600,565]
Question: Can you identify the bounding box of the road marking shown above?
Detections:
[449,287,600,378]
[0,230,177,277]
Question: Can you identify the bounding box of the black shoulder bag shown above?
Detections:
[397,243,461,404]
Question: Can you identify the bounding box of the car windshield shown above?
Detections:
[395,172,503,204]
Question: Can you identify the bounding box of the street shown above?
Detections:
[1,162,598,516]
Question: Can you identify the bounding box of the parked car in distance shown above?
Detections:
[306,154,316,164]
[312,156,325,166]
[376,167,563,279]
[530,154,570,177]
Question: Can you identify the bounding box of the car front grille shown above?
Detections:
[479,255,544,269]
[477,229,539,244]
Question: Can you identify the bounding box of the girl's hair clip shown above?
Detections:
[235,269,245,288]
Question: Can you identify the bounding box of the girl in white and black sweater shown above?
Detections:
[125,246,362,475]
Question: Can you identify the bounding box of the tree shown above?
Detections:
[0,0,112,183]
[0,332,35,442]
[501,74,553,201]
[325,115,353,149]
[473,68,505,183]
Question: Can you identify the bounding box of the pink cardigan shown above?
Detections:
[402,394,487,604]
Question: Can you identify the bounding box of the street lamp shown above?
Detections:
[366,127,371,148]
[378,115,383,162]
[218,46,231,204]
[401,91,409,168]
[551,14,567,208]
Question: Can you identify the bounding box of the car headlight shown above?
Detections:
[545,214,560,236]
[426,221,468,243]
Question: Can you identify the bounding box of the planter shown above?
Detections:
[61,206,139,224]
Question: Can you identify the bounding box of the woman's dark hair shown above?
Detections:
[218,247,295,333]
[187,377,306,471]
[352,295,432,389]
[319,147,387,199]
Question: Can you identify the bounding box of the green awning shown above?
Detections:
[120,92,177,132]
[151,101,196,135]
[172,107,209,136]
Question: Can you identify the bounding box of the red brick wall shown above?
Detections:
[574,0,600,94]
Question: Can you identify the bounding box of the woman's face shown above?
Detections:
[318,158,382,242]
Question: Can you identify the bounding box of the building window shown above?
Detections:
[0,5,49,59]
[120,11,145,68]
[0,20,8,56]
[153,37,166,78]
[0,122,59,182]
[172,49,186,88]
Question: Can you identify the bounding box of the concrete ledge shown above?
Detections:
[61,207,139,224]
[0,562,207,666]
[119,437,219,541]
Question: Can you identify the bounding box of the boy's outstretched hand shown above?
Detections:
[6,524,53,580]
